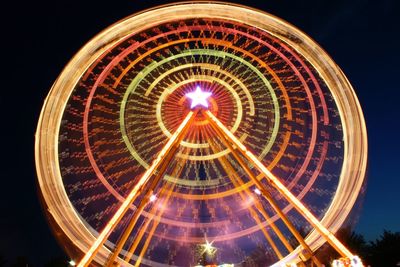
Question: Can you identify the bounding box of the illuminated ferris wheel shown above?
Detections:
[35,2,367,267]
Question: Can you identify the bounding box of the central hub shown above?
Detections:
[185,86,212,109]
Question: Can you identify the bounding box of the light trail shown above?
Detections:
[123,141,193,264]
[77,110,196,267]
[206,112,322,266]
[105,127,184,266]
[203,124,295,255]
[35,3,368,266]
[204,110,358,261]
[208,141,285,259]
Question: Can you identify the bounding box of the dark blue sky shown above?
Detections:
[1,0,399,265]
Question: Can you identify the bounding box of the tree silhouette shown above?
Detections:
[2,229,400,266]
[366,230,400,267]
[316,227,368,265]
[338,227,368,259]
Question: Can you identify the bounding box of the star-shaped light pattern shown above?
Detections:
[185,86,212,109]
[201,240,217,256]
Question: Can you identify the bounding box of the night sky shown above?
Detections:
[2,0,399,265]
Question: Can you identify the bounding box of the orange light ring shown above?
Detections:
[35,3,367,266]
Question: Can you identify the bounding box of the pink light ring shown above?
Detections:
[222,26,320,191]
[208,24,330,215]
[81,20,320,226]
[109,24,289,113]
[277,41,329,125]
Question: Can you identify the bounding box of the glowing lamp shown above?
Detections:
[149,194,157,202]
[254,188,262,195]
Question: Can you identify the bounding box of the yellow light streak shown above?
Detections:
[206,117,319,265]
[77,111,195,267]
[125,145,190,265]
[209,141,285,258]
[204,110,357,261]
[35,3,368,266]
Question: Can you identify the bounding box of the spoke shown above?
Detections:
[206,113,321,266]
[208,140,284,259]
[131,179,176,267]
[106,141,178,266]
[204,110,354,260]
[204,125,295,254]
[204,123,295,254]
[106,122,188,266]
[124,148,189,264]
[77,111,196,267]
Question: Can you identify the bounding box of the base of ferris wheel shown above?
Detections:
[192,256,362,267]
[193,254,362,267]
[191,247,362,267]
[76,108,364,267]
[192,260,361,267]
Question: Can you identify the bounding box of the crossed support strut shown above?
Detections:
[77,108,361,267]
[77,110,197,267]
[203,110,359,266]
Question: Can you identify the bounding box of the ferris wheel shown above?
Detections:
[35,2,367,267]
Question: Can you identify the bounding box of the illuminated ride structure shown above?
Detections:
[35,2,367,267]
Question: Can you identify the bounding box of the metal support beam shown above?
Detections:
[207,139,294,254]
[204,110,355,259]
[125,149,189,265]
[77,111,197,267]
[209,140,284,259]
[205,112,321,266]
[106,121,189,266]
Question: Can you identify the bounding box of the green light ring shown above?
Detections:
[151,64,245,147]
[120,49,280,169]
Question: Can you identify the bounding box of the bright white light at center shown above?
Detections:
[185,86,212,109]
[254,188,261,195]
[149,194,157,202]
